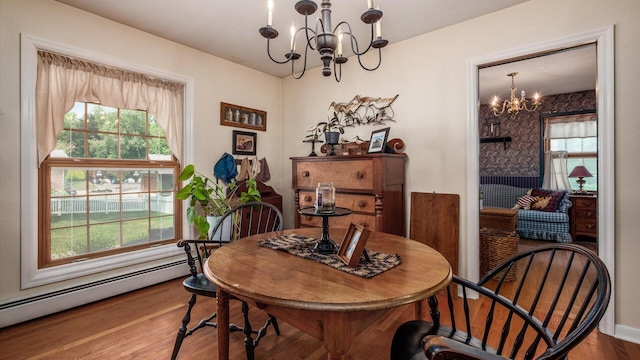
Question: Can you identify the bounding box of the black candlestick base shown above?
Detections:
[297,207,352,255]
[327,143,337,156]
[312,238,338,254]
[303,139,323,157]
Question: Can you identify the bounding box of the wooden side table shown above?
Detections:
[479,207,518,232]
[569,194,597,241]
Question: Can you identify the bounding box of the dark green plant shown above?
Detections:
[176,164,261,239]
[305,113,346,142]
[318,113,345,134]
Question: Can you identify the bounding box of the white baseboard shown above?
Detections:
[615,324,640,345]
[0,262,186,328]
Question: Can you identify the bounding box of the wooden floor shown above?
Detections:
[1,240,639,360]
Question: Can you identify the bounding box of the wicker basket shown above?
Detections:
[480,228,519,281]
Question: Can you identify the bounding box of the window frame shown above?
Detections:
[539,110,597,189]
[21,35,194,289]
[39,157,181,268]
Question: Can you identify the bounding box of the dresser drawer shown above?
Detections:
[299,213,376,230]
[299,191,376,214]
[295,160,374,190]
[575,220,597,233]
[575,208,596,219]
[572,197,596,209]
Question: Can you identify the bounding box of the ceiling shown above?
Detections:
[55,0,596,100]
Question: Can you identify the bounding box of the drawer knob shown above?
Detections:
[357,200,367,208]
[301,171,310,177]
[356,171,364,179]
[586,224,595,229]
[586,211,594,217]
[304,195,312,202]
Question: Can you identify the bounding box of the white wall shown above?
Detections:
[281,0,640,336]
[0,0,282,308]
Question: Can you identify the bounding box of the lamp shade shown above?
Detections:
[568,165,593,178]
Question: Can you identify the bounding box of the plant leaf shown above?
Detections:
[179,164,194,181]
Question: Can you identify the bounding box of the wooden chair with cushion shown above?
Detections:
[390,243,610,360]
[172,202,283,360]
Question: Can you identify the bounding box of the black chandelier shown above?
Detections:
[259,0,388,82]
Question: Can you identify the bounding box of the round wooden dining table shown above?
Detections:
[204,227,452,360]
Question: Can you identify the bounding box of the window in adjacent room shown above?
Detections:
[544,112,597,192]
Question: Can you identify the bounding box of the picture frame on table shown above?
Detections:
[220,102,267,131]
[232,130,257,155]
[338,223,371,267]
[367,127,390,153]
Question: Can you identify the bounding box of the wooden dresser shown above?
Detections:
[291,154,407,236]
[569,194,597,241]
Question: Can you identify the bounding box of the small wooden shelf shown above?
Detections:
[480,136,512,149]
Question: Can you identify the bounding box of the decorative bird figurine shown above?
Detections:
[353,136,365,144]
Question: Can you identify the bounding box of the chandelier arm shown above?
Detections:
[522,101,540,112]
[333,57,342,82]
[265,38,292,65]
[296,26,317,52]
[291,41,311,80]
[492,101,508,117]
[338,21,374,57]
[304,16,325,51]
[355,47,383,71]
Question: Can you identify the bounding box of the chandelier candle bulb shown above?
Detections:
[337,33,343,56]
[375,7,382,37]
[290,22,295,51]
[267,0,274,26]
[368,0,374,9]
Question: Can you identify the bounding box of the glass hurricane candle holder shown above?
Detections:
[315,182,336,213]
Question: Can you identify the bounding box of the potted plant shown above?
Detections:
[317,113,345,145]
[176,164,261,239]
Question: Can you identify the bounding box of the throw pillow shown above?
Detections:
[513,194,537,210]
[531,196,552,210]
[530,188,567,212]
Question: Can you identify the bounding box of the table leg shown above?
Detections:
[414,298,428,321]
[217,289,230,360]
[324,312,351,360]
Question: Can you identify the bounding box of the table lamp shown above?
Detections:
[568,165,593,194]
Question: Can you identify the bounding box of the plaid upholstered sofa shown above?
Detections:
[480,184,573,243]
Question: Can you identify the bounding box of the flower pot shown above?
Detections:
[324,131,340,145]
[207,215,233,242]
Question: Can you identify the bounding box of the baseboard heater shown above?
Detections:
[0,260,186,327]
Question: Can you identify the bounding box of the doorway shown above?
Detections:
[466,26,615,335]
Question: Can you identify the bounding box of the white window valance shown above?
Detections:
[544,113,597,139]
[36,50,184,165]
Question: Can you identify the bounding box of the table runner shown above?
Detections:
[257,233,401,278]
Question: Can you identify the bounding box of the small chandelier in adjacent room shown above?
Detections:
[491,72,541,118]
[258,0,388,82]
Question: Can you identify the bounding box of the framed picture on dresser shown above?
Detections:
[367,127,390,153]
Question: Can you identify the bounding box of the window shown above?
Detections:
[41,102,180,267]
[544,113,597,192]
[31,48,186,272]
